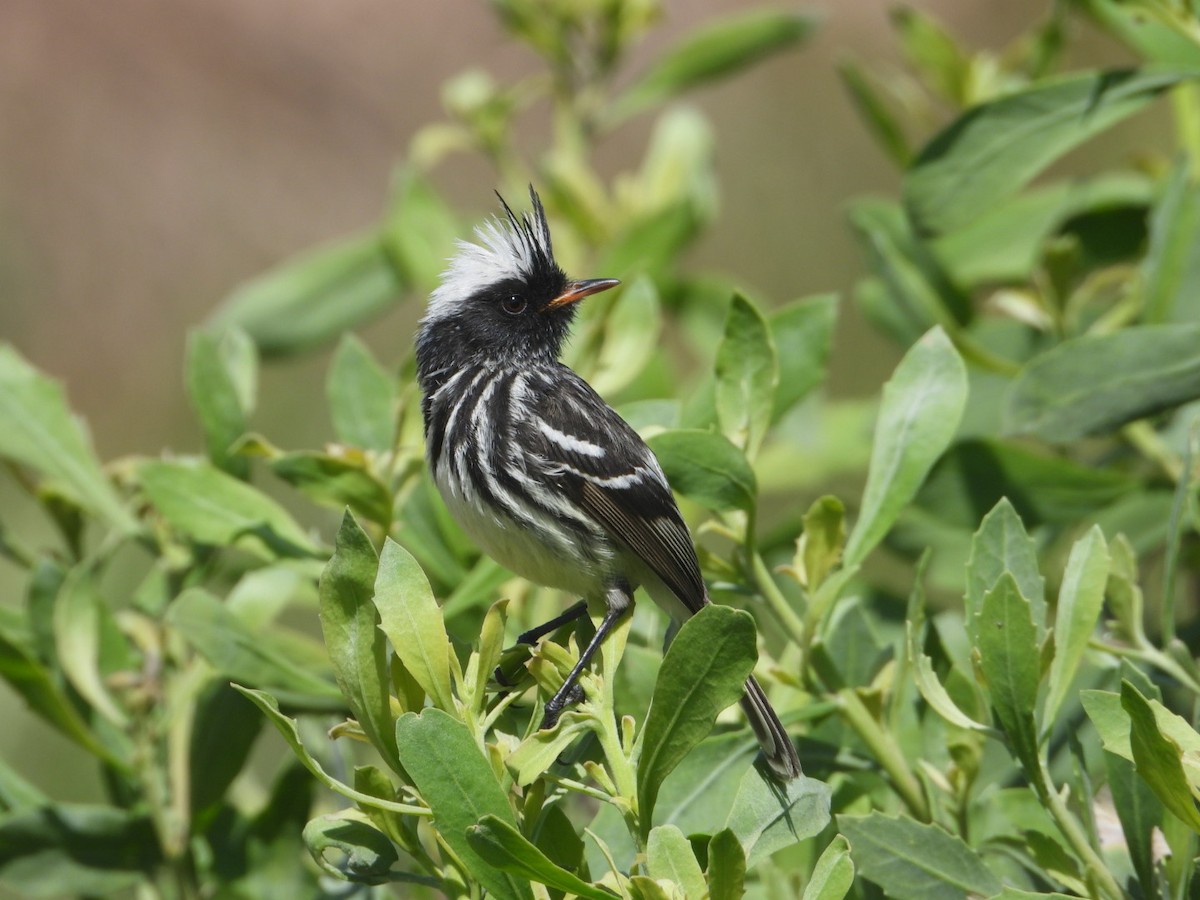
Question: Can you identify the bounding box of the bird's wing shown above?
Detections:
[519,368,706,615]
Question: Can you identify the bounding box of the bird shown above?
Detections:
[414,187,802,781]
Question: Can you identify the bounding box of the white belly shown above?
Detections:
[437,474,611,599]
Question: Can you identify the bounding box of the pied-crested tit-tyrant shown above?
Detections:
[414,188,801,780]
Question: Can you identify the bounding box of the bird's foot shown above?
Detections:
[539,682,585,730]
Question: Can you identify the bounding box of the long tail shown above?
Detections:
[740,675,803,780]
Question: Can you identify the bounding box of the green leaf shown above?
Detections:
[384,168,461,292]
[843,327,968,567]
[1079,0,1200,65]
[838,812,1002,900]
[1043,527,1109,727]
[373,538,454,711]
[646,825,706,899]
[139,459,318,556]
[653,731,759,836]
[0,804,158,898]
[906,619,990,734]
[1082,689,1135,760]
[705,829,746,900]
[188,682,265,822]
[892,7,970,104]
[904,67,1199,234]
[319,512,398,765]
[647,429,757,512]
[185,327,256,475]
[269,451,393,528]
[975,573,1042,777]
[209,232,401,357]
[769,294,838,422]
[1143,158,1200,323]
[598,203,700,277]
[230,764,322,898]
[232,685,424,816]
[850,202,969,344]
[802,835,854,900]
[327,334,398,452]
[0,754,48,813]
[303,811,399,885]
[615,9,815,117]
[919,439,1137,528]
[637,605,758,834]
[801,495,845,592]
[715,293,778,456]
[395,709,532,900]
[635,105,719,219]
[931,173,1153,286]
[166,589,340,704]
[1120,680,1200,830]
[574,276,663,397]
[507,711,595,787]
[838,58,912,166]
[627,875,674,900]
[965,498,1045,643]
[725,767,831,866]
[470,599,509,715]
[0,630,117,766]
[467,815,616,900]
[53,568,127,727]
[1007,323,1200,440]
[0,346,137,535]
[1105,750,1163,896]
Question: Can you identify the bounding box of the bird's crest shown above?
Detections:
[424,187,559,322]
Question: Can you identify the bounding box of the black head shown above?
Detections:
[415,188,618,385]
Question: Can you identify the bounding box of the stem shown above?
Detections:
[1122,421,1183,482]
[1035,766,1124,900]
[1091,639,1200,696]
[543,772,616,805]
[837,688,930,821]
[750,550,807,646]
[595,714,639,844]
[1174,82,1200,177]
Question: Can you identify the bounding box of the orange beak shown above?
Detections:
[543,278,621,311]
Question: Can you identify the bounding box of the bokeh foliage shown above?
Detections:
[1,1,1199,898]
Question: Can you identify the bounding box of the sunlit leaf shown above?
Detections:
[210,232,402,357]
[976,573,1042,777]
[647,430,756,512]
[637,605,757,835]
[646,825,706,899]
[802,835,854,900]
[725,767,831,866]
[1043,527,1109,727]
[839,813,1001,899]
[327,334,398,452]
[843,327,967,567]
[904,67,1199,234]
[616,9,815,117]
[373,538,454,711]
[395,709,531,900]
[319,513,398,765]
[139,459,318,557]
[467,815,617,900]
[0,346,137,535]
[1006,323,1200,440]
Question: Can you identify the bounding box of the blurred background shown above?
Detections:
[0,0,1143,818]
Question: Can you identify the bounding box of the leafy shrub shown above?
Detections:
[1,1,1199,898]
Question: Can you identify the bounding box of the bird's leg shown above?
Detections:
[492,600,591,688]
[516,600,589,646]
[540,583,632,730]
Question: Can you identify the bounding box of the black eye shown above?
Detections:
[501,295,527,316]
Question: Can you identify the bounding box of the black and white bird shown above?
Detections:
[415,188,802,781]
